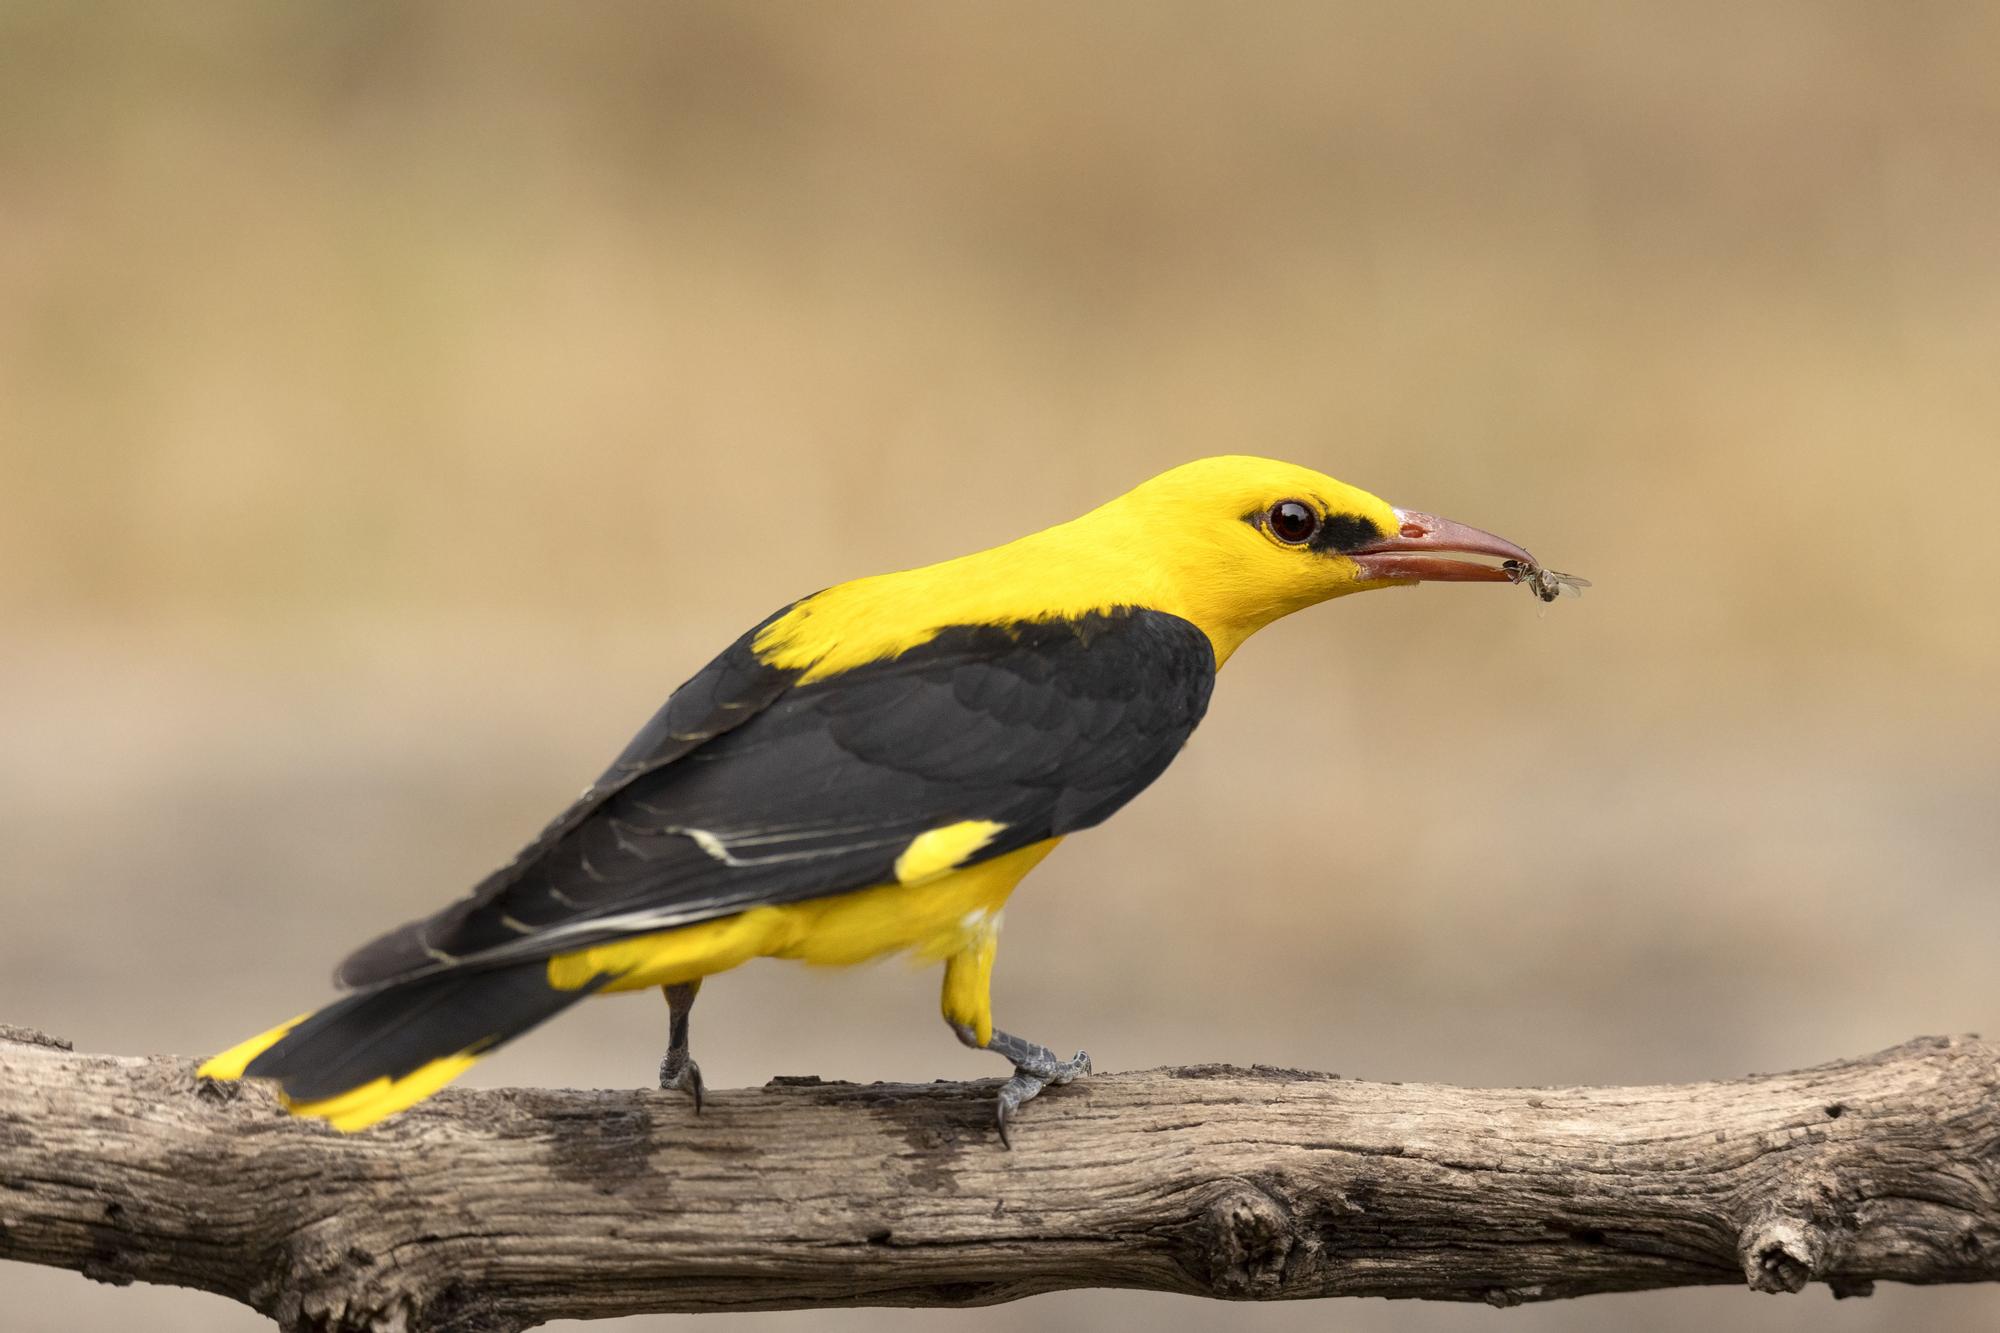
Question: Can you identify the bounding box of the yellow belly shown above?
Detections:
[545,838,1060,992]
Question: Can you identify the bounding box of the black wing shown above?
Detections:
[338,607,1216,988]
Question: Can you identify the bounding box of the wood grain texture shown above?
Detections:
[4,1026,2000,1332]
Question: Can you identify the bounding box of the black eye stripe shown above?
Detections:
[1309,512,1385,554]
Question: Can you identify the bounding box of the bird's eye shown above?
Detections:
[1266,500,1319,544]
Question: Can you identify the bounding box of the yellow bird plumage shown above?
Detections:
[201,456,1549,1142]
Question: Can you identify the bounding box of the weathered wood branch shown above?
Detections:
[4,1025,2000,1332]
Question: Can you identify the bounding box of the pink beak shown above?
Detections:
[1348,509,1539,584]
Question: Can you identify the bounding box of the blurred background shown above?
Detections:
[4,2,1998,1330]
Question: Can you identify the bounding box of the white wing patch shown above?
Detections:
[404,819,1012,974]
[677,823,907,869]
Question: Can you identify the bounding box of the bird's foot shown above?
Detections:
[949,1022,1091,1147]
[994,1046,1090,1148]
[658,1048,705,1113]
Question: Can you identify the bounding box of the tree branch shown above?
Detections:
[4,1025,1999,1332]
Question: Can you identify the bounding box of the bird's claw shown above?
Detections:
[658,1050,705,1113]
[993,1048,1089,1149]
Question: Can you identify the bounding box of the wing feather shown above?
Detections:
[337,607,1215,988]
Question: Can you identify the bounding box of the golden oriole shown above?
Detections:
[201,456,1547,1144]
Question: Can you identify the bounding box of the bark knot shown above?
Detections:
[1740,1215,1822,1294]
[1200,1183,1294,1294]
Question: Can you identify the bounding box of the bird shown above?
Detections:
[199,455,1547,1145]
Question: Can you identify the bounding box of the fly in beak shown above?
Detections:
[1349,509,1540,584]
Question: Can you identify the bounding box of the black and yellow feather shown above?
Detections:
[200,455,1412,1130]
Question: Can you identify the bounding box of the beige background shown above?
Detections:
[5,3,1999,1330]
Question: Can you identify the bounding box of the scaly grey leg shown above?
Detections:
[657,981,705,1112]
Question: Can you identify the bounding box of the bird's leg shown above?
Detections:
[657,979,705,1112]
[941,923,1089,1148]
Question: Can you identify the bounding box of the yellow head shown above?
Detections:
[755,455,1540,680]
[1080,456,1539,662]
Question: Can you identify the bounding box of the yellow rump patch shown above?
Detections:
[196,1013,308,1081]
[542,838,1060,993]
[894,820,1006,887]
[546,906,796,992]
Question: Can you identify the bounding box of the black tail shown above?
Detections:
[226,962,607,1127]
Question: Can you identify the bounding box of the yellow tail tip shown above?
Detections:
[199,1015,482,1133]
[196,1013,308,1081]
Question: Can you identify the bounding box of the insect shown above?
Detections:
[1503,558,1591,603]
